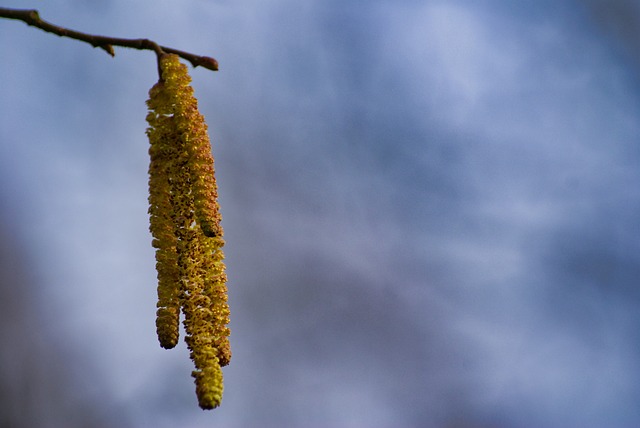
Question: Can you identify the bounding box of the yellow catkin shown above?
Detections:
[201,235,231,366]
[146,54,230,410]
[147,85,181,350]
[193,359,224,410]
[162,54,223,238]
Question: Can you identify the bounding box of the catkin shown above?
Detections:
[147,91,181,350]
[145,54,230,409]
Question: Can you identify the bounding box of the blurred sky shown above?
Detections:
[1,0,640,427]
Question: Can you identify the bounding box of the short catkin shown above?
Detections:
[146,54,230,410]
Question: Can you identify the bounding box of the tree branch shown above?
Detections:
[0,7,219,72]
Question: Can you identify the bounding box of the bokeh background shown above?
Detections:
[1,0,640,427]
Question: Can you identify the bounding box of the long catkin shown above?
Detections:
[146,54,230,410]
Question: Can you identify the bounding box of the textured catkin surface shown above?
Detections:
[145,54,230,410]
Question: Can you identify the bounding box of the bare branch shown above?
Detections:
[0,7,219,72]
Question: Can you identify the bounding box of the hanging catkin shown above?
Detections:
[146,54,230,410]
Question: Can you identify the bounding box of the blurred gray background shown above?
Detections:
[1,0,640,427]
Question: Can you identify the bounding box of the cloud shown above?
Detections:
[584,0,640,67]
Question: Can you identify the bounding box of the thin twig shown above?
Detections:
[0,7,219,72]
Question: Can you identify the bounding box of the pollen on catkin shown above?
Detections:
[147,91,181,350]
[146,53,230,410]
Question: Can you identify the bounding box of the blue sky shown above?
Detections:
[1,1,640,427]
